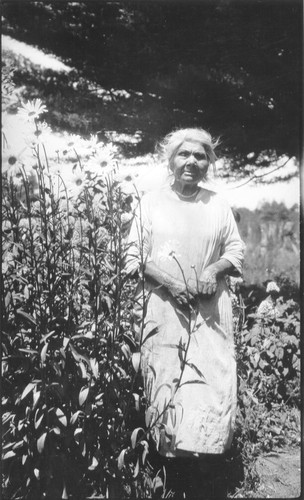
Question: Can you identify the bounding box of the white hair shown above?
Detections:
[156,127,220,169]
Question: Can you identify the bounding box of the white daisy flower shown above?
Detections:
[17,99,48,122]
[25,121,52,149]
[65,134,82,149]
[65,169,87,199]
[84,133,101,151]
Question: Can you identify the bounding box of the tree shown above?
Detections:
[2,0,302,172]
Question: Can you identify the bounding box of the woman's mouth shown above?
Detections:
[183,170,196,177]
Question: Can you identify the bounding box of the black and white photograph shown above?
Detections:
[1,1,301,499]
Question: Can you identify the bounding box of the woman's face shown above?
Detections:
[170,140,209,186]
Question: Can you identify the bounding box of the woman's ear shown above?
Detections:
[168,160,174,173]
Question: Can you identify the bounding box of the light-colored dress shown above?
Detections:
[125,186,245,458]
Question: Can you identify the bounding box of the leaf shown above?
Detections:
[90,358,99,379]
[133,393,140,411]
[70,410,84,425]
[141,327,159,346]
[185,361,206,381]
[152,475,164,493]
[131,427,145,449]
[287,334,298,346]
[23,286,30,300]
[153,383,172,403]
[37,432,47,453]
[117,448,127,470]
[62,483,68,500]
[270,425,281,435]
[121,343,131,360]
[74,428,82,444]
[147,364,157,381]
[5,291,12,308]
[276,346,284,360]
[16,309,36,325]
[292,356,300,372]
[13,439,24,450]
[104,295,112,312]
[21,382,36,400]
[258,359,267,369]
[63,337,69,349]
[40,343,48,364]
[56,408,67,427]
[79,386,89,406]
[163,423,173,439]
[51,427,61,435]
[133,458,140,478]
[34,409,44,430]
[179,379,207,387]
[40,330,57,343]
[141,440,149,465]
[252,352,260,367]
[19,348,39,355]
[132,352,141,373]
[88,456,99,471]
[162,343,180,349]
[3,450,16,460]
[69,343,90,366]
[33,390,41,409]
[78,361,88,379]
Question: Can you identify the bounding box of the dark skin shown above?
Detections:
[144,258,234,308]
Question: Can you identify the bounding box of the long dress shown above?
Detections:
[125,186,245,458]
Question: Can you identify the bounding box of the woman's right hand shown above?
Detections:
[167,280,197,308]
[143,261,197,309]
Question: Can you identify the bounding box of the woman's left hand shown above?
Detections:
[198,266,218,296]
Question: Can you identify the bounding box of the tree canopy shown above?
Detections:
[2,0,302,171]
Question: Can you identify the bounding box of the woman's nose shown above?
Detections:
[186,153,197,164]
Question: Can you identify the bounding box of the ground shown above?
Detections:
[254,447,301,498]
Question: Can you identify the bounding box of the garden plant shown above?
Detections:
[1,67,300,499]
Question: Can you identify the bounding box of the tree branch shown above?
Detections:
[228,157,294,190]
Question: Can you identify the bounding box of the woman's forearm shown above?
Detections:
[143,261,177,292]
[198,258,236,296]
[206,258,235,277]
[143,259,235,301]
[143,261,196,306]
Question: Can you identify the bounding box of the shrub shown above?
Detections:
[1,98,145,499]
[237,298,300,407]
[230,286,300,496]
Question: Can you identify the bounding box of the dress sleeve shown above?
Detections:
[124,193,152,275]
[220,205,245,276]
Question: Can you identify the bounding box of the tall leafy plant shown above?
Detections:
[1,99,142,499]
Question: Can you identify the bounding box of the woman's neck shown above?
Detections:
[172,181,199,197]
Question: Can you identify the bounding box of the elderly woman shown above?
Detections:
[126,128,245,498]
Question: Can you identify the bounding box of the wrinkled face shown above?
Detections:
[170,140,209,185]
